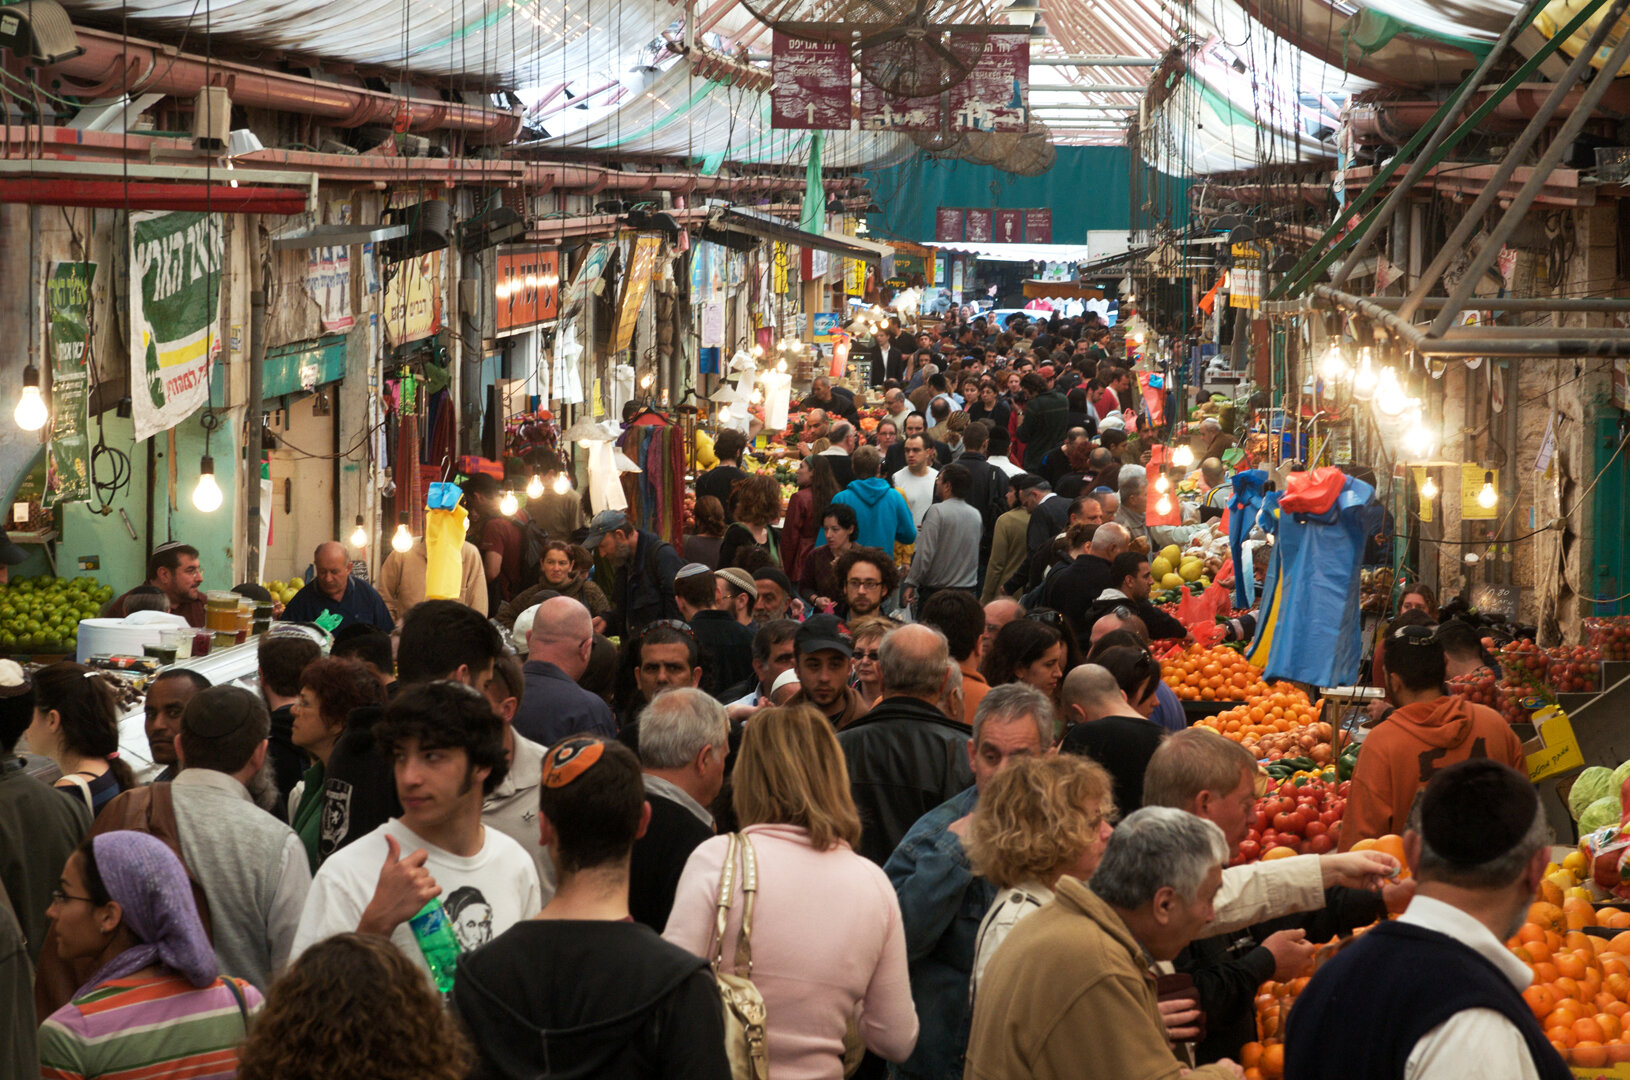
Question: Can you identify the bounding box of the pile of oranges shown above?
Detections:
[1240,971,1315,1080]
[1196,687,1331,762]
[1160,644,1272,702]
[1509,854,1630,1068]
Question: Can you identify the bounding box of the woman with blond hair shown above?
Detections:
[848,615,899,710]
[965,753,1115,1000]
[664,704,918,1079]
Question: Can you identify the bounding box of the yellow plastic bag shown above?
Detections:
[425,505,468,600]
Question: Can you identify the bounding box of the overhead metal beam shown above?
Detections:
[1028,103,1139,110]
[1029,56,1158,66]
[1314,286,1630,359]
[1028,84,1145,93]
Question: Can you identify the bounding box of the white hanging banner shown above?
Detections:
[760,370,793,431]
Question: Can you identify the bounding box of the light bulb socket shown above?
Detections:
[200,454,215,477]
[354,514,365,527]
[22,363,41,390]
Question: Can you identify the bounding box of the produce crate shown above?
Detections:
[1549,646,1604,694]
[1587,618,1630,662]
[1182,699,1243,724]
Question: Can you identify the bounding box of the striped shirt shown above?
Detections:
[38,972,262,1080]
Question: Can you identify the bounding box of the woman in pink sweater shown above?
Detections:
[664,704,919,1080]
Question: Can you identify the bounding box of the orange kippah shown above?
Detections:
[541,738,605,788]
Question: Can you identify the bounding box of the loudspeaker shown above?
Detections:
[193,87,231,151]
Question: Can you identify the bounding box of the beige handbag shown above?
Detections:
[710,832,770,1080]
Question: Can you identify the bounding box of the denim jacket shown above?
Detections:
[883,785,995,1080]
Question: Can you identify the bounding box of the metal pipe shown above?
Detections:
[1314,285,1630,358]
[1326,0,1550,290]
[1358,296,1630,313]
[1427,20,1630,336]
[1029,56,1159,66]
[1273,0,1603,300]
[40,26,522,142]
[246,255,266,581]
[1401,0,1630,324]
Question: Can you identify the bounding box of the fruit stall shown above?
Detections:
[0,574,116,658]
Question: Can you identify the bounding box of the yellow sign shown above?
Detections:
[1461,465,1499,520]
[1524,703,1584,782]
[1411,467,1433,523]
[611,233,664,354]
[772,242,789,296]
[843,219,865,297]
[382,250,444,346]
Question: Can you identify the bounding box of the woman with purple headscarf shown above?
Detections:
[38,831,262,1079]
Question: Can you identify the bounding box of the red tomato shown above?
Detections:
[1307,833,1335,854]
[1273,811,1299,833]
[1304,820,1328,838]
[1238,840,1262,862]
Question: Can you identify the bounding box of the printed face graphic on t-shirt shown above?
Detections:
[445,885,494,950]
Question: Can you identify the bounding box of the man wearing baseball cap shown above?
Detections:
[584,509,683,639]
[787,614,867,731]
[1285,759,1567,1080]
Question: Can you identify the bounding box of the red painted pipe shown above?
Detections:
[35,26,523,143]
[0,178,309,213]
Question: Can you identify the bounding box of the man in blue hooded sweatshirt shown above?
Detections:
[830,444,918,553]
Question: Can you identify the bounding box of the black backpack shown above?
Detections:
[511,513,551,591]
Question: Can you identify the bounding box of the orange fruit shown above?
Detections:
[1548,1025,1578,1049]
[1531,902,1566,931]
[1243,1070,1265,1080]
[1525,984,1559,1019]
[1575,1017,1606,1044]
[1595,991,1621,1015]
[1607,932,1630,955]
[1240,1042,1263,1069]
[1262,846,1300,860]
[1259,1043,1284,1080]
[1548,1004,1585,1030]
[1606,972,1630,999]
[1565,930,1596,954]
[1565,898,1597,931]
[1534,962,1560,984]
[1573,1041,1609,1068]
[1523,934,1554,963]
[1558,953,1588,980]
[1596,1012,1622,1041]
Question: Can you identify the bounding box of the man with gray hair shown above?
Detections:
[513,595,616,745]
[627,687,729,931]
[965,806,1246,1080]
[1116,465,1202,551]
[838,624,973,865]
[819,420,858,486]
[884,683,1056,1080]
[1284,760,1562,1080]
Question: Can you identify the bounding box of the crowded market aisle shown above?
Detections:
[6,301,1621,1080]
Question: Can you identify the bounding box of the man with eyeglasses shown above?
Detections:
[833,547,898,621]
[1340,623,1525,850]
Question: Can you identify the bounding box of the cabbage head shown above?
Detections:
[1581,795,1623,834]
[1572,766,1617,820]
[1613,758,1630,797]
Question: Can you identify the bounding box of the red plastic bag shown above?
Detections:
[1584,773,1630,898]
[1175,584,1232,647]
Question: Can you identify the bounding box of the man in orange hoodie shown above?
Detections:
[1340,623,1527,851]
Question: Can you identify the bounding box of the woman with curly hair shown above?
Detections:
[964,754,1115,1002]
[719,472,784,570]
[237,933,472,1080]
[781,455,841,584]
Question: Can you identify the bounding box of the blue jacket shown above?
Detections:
[830,478,916,553]
[883,786,994,1080]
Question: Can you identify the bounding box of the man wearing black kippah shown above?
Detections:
[1285,760,1568,1080]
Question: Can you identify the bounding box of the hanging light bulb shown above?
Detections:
[552,471,571,495]
[1402,407,1434,457]
[1171,444,1194,469]
[1155,493,1173,516]
[751,344,764,357]
[13,363,47,431]
[391,513,413,553]
[1320,340,1348,382]
[639,372,653,389]
[1478,471,1498,509]
[750,388,763,403]
[192,456,223,513]
[1353,347,1377,399]
[349,515,368,548]
[776,358,787,373]
[719,405,733,422]
[1374,367,1409,416]
[1154,472,1170,494]
[1420,474,1439,501]
[498,489,519,517]
[526,473,545,499]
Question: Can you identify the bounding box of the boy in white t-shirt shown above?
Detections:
[292,680,542,974]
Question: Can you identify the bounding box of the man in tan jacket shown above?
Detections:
[964,806,1247,1080]
[377,536,488,624]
